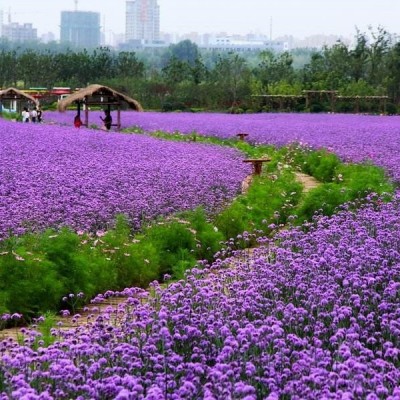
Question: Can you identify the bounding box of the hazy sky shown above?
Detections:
[0,0,399,39]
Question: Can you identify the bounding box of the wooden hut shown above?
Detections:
[57,84,143,130]
[0,87,39,113]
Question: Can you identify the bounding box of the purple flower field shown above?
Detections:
[2,112,400,398]
[0,119,249,238]
[1,194,400,399]
[46,111,400,181]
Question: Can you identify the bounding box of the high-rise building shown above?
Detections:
[126,0,160,43]
[1,22,37,42]
[60,11,100,48]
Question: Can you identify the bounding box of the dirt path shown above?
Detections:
[294,172,320,193]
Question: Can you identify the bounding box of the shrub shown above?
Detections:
[335,163,393,196]
[39,229,93,300]
[178,207,224,262]
[304,150,341,182]
[143,219,197,277]
[296,183,350,223]
[215,169,303,245]
[214,201,248,241]
[385,102,397,115]
[309,102,326,113]
[1,111,20,121]
[0,239,64,317]
[228,106,244,114]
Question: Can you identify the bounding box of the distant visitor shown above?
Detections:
[22,107,30,123]
[100,109,112,130]
[74,114,82,128]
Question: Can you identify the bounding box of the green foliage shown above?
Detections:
[185,207,224,261]
[296,184,350,223]
[0,236,64,316]
[335,162,393,195]
[215,169,303,245]
[1,112,20,121]
[39,229,92,298]
[35,312,58,348]
[284,144,340,182]
[161,99,188,112]
[385,103,398,115]
[214,201,248,241]
[94,215,158,288]
[303,150,341,182]
[143,219,197,277]
[295,161,394,224]
[0,26,399,110]
[228,107,244,114]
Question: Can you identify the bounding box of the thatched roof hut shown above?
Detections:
[57,84,143,130]
[0,87,39,112]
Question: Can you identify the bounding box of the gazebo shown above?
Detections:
[0,87,39,113]
[57,84,144,130]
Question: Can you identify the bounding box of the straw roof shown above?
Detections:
[0,87,39,105]
[57,84,143,112]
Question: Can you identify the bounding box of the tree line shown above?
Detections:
[1,27,400,113]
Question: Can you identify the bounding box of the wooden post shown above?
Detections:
[237,133,249,141]
[84,97,89,127]
[243,158,271,176]
[117,106,121,130]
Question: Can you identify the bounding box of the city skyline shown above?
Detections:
[0,0,399,41]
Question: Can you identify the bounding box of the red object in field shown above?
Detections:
[74,115,82,128]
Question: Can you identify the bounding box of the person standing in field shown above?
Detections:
[31,107,38,123]
[37,107,43,123]
[74,113,82,128]
[100,109,112,131]
[21,107,30,122]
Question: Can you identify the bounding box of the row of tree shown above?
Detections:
[1,27,400,112]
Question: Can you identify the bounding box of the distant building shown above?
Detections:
[1,22,37,42]
[201,36,289,52]
[126,0,160,43]
[41,32,56,43]
[60,11,100,48]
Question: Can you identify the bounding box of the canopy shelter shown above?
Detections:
[0,87,39,113]
[57,84,144,130]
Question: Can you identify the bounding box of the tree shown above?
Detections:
[115,51,145,79]
[256,50,295,90]
[212,52,251,108]
[90,47,115,81]
[367,26,391,86]
[302,52,328,89]
[386,42,400,104]
[161,56,192,85]
[166,40,200,66]
[17,49,44,88]
[349,30,369,82]
[0,50,18,87]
